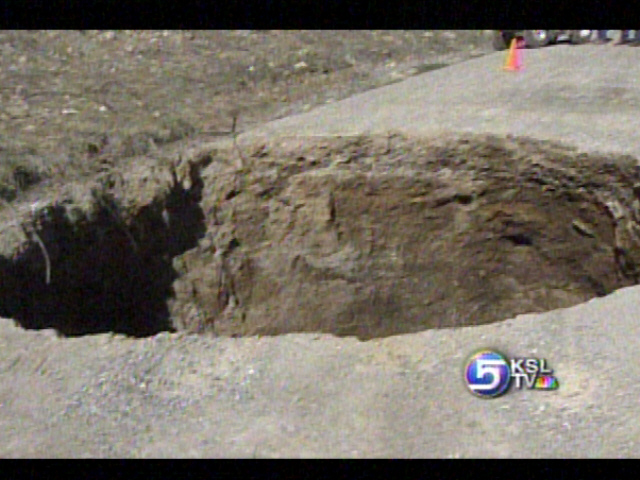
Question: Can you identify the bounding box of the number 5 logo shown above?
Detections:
[465,351,511,398]
[471,359,505,390]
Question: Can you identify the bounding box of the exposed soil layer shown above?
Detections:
[1,133,640,339]
[172,134,640,339]
[0,154,213,337]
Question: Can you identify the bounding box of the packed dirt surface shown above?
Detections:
[246,38,640,160]
[2,133,640,341]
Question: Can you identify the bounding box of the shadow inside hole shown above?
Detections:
[0,179,206,338]
[502,233,534,246]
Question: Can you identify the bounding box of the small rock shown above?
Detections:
[572,219,596,238]
[332,155,351,166]
[7,104,29,118]
[293,61,308,71]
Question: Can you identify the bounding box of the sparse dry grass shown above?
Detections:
[0,30,493,201]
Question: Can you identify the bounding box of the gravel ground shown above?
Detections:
[2,284,640,457]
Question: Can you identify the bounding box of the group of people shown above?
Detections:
[593,30,640,46]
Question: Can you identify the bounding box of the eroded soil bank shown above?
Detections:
[2,133,640,339]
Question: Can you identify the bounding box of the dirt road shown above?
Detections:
[2,42,640,458]
[244,42,640,159]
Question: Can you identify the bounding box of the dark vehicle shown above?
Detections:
[493,30,593,50]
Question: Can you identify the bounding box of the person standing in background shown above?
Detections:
[592,30,610,44]
[614,30,633,45]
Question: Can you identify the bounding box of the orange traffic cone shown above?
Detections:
[503,38,523,71]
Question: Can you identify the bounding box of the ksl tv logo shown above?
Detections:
[464,349,559,398]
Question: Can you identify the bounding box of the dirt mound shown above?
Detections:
[2,133,640,339]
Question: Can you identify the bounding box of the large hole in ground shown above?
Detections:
[170,134,640,340]
[2,134,640,340]
[0,158,208,337]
